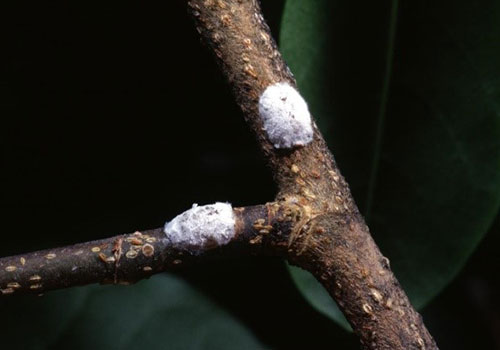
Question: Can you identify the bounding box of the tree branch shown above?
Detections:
[1,228,169,296]
[1,1,439,349]
[0,202,301,297]
[187,0,438,349]
[1,203,281,296]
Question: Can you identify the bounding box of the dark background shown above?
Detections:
[1,0,499,349]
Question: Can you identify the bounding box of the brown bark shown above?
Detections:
[187,0,438,349]
[0,1,439,349]
[0,203,292,296]
[1,228,173,295]
[0,203,309,296]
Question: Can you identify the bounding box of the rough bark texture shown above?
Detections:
[0,1,439,349]
[0,203,299,296]
[187,0,438,349]
[0,229,172,295]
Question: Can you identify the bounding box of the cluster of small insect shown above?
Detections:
[1,255,48,295]
[90,231,157,275]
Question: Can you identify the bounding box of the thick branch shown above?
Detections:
[2,1,439,349]
[188,1,438,349]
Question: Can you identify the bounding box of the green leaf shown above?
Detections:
[0,274,263,349]
[287,264,351,331]
[280,0,500,328]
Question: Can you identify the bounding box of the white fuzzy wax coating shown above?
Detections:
[258,82,313,149]
[164,202,235,251]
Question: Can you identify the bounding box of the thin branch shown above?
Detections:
[1,228,169,296]
[1,203,295,297]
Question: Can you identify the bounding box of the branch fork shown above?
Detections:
[1,1,438,349]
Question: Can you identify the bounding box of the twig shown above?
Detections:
[0,203,296,297]
[1,1,439,349]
